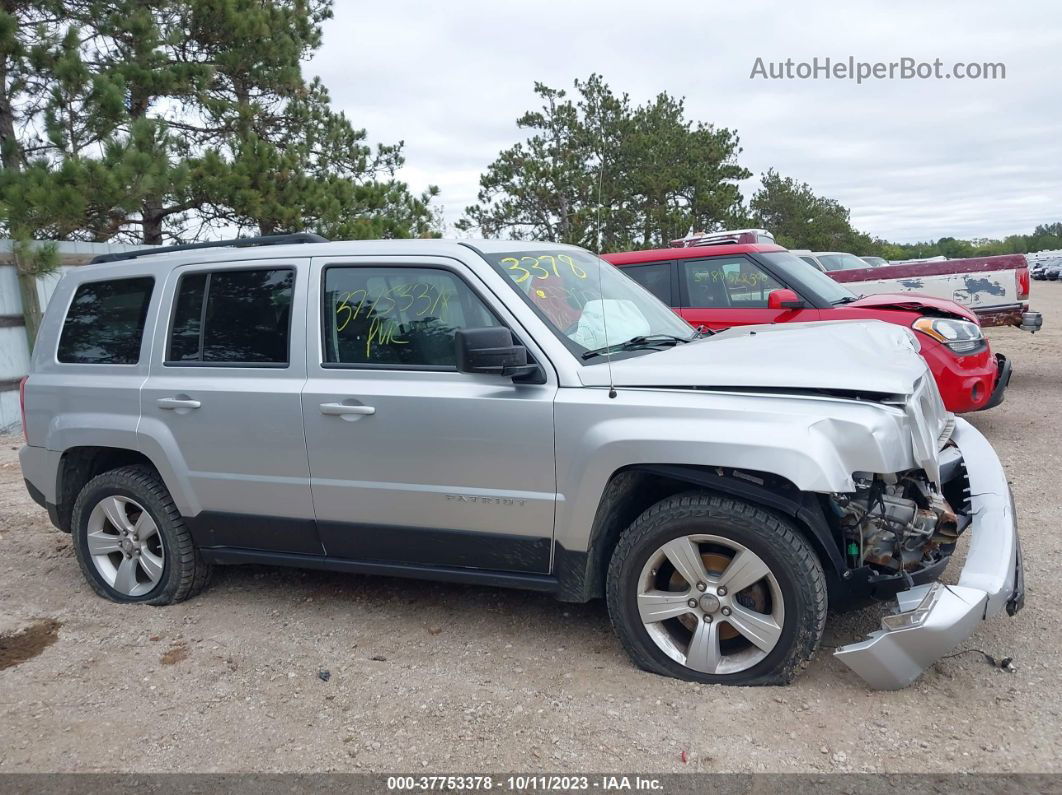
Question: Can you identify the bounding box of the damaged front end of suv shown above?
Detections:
[567,313,1024,689]
[801,376,1025,689]
[830,413,1024,689]
[834,469,960,582]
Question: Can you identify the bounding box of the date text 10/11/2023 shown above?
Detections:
[385,774,664,791]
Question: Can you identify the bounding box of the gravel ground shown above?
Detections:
[1,285,1060,774]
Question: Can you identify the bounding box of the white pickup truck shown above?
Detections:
[794,251,1043,331]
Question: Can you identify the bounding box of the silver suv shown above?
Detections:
[18,236,1024,689]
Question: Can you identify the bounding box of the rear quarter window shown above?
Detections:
[57,277,154,364]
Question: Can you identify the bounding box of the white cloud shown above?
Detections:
[311,0,1062,244]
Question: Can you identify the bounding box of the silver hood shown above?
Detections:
[578,319,928,397]
[577,319,951,484]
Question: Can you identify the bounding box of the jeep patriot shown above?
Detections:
[18,235,1024,688]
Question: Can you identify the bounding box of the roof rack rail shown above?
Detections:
[88,232,329,264]
[668,228,775,248]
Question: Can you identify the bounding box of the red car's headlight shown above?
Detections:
[912,317,984,354]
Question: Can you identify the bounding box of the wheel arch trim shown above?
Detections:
[54,443,185,532]
[554,463,845,603]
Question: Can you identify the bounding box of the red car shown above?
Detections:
[602,242,1010,413]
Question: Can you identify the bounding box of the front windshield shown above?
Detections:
[483,248,694,360]
[817,253,874,272]
[758,251,857,304]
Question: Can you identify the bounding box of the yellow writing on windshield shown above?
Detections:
[501,254,588,284]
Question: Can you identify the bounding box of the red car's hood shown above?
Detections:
[846,292,978,323]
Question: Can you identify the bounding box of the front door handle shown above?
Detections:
[320,402,376,417]
[157,397,201,410]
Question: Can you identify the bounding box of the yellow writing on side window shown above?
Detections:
[335,289,368,332]
[335,283,451,333]
[365,316,408,358]
[692,270,768,288]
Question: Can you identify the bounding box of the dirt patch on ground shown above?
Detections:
[0,619,61,671]
[0,284,1060,773]
[160,641,190,666]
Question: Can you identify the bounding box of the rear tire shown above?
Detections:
[606,491,826,685]
[71,466,211,605]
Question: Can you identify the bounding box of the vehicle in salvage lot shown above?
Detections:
[1031,257,1062,280]
[18,235,1023,689]
[805,251,1042,332]
[860,256,889,267]
[791,250,876,272]
[603,243,1011,413]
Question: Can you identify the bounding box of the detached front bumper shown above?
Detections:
[834,418,1023,689]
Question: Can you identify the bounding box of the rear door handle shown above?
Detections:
[320,402,376,417]
[157,397,201,410]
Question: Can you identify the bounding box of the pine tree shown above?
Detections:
[459,74,750,251]
[2,0,439,245]
[749,169,872,252]
[0,1,64,343]
[185,0,436,238]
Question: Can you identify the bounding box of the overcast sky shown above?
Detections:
[311,0,1062,244]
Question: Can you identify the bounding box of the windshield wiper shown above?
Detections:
[581,333,696,360]
[832,296,859,305]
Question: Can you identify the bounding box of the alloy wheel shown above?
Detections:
[636,534,785,674]
[85,495,166,597]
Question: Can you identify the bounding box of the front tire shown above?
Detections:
[71,466,211,605]
[606,492,827,685]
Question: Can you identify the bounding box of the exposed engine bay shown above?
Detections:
[834,471,964,576]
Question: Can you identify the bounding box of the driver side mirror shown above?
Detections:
[455,327,542,381]
[767,288,806,310]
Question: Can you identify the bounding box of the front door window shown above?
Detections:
[683,257,785,309]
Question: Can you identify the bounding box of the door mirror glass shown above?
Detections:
[767,288,806,310]
[455,327,541,380]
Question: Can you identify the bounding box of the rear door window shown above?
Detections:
[167,268,294,365]
[621,262,674,305]
[57,277,154,364]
